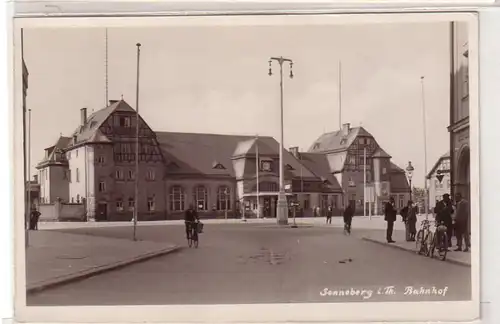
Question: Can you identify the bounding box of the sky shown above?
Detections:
[23,21,454,188]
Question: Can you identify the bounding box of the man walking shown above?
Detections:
[326,205,333,224]
[454,193,470,252]
[384,197,397,243]
[435,194,454,247]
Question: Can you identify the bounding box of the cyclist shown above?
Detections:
[184,204,199,240]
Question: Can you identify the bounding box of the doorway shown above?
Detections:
[97,203,108,222]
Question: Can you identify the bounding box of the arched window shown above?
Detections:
[217,186,231,211]
[193,186,208,211]
[170,186,185,211]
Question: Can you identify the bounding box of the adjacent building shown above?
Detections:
[37,101,409,221]
[449,21,470,202]
[427,151,451,209]
[307,123,410,214]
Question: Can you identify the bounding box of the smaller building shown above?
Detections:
[427,151,451,209]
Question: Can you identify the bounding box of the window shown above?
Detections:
[348,155,356,164]
[128,198,135,211]
[76,149,79,158]
[332,195,338,209]
[98,155,105,163]
[116,169,124,180]
[447,179,451,188]
[359,138,364,145]
[121,144,131,153]
[146,169,155,181]
[170,186,185,211]
[68,170,71,182]
[76,168,80,182]
[320,195,329,211]
[193,186,208,211]
[366,138,371,145]
[382,167,387,175]
[217,186,231,211]
[119,116,131,127]
[399,195,404,208]
[303,194,310,209]
[116,199,124,212]
[147,197,155,211]
[435,179,439,188]
[67,151,71,159]
[128,170,135,180]
[99,181,106,192]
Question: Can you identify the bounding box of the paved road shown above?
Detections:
[27,223,471,306]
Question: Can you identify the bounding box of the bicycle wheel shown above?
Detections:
[416,230,424,254]
[438,232,448,261]
[193,229,199,248]
[425,232,434,257]
[430,233,437,259]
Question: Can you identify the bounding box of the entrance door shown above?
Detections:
[263,197,271,218]
[97,203,107,222]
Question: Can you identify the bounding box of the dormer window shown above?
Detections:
[313,143,320,150]
[285,164,294,171]
[73,135,77,144]
[340,137,348,145]
[212,161,226,170]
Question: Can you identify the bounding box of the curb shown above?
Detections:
[27,246,181,294]
[361,237,471,268]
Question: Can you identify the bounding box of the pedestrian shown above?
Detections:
[184,204,199,240]
[343,204,354,234]
[384,197,397,243]
[454,193,470,252]
[326,205,333,224]
[406,201,417,241]
[29,206,41,230]
[435,194,454,247]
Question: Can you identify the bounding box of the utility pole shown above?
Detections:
[421,76,429,220]
[255,135,260,218]
[268,56,294,226]
[133,43,141,241]
[363,146,367,218]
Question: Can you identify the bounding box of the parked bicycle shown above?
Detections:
[429,220,448,261]
[186,220,203,248]
[416,219,433,256]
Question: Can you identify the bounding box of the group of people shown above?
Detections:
[384,193,471,252]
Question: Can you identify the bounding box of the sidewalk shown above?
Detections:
[362,230,471,267]
[26,231,179,294]
[38,214,425,231]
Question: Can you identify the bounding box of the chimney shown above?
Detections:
[33,174,38,183]
[342,123,351,136]
[80,108,87,126]
[289,146,300,159]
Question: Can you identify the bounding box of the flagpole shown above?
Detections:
[338,61,342,130]
[21,28,29,248]
[28,108,32,221]
[133,43,141,241]
[255,135,260,218]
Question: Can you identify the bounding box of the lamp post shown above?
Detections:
[420,76,429,220]
[133,43,141,241]
[406,161,414,202]
[268,56,294,226]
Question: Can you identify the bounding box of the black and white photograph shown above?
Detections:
[13,13,479,323]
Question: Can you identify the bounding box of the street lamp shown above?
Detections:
[420,76,429,220]
[405,161,414,201]
[268,56,294,226]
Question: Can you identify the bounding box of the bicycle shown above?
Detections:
[416,219,433,256]
[186,221,200,248]
[344,222,351,235]
[429,220,448,261]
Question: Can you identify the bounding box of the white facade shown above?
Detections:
[67,145,95,215]
[39,167,50,203]
[428,155,451,209]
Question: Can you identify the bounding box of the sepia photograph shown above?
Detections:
[13,12,479,323]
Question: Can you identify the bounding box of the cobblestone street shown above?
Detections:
[27,222,471,306]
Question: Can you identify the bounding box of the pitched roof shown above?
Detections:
[390,172,410,192]
[372,148,392,159]
[427,151,451,179]
[308,126,374,153]
[298,153,342,190]
[156,132,319,179]
[68,100,135,147]
[37,136,71,168]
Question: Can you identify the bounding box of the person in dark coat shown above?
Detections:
[326,205,333,224]
[406,201,417,241]
[435,194,454,247]
[343,204,354,232]
[454,193,470,252]
[184,204,199,240]
[29,207,41,230]
[384,197,397,243]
